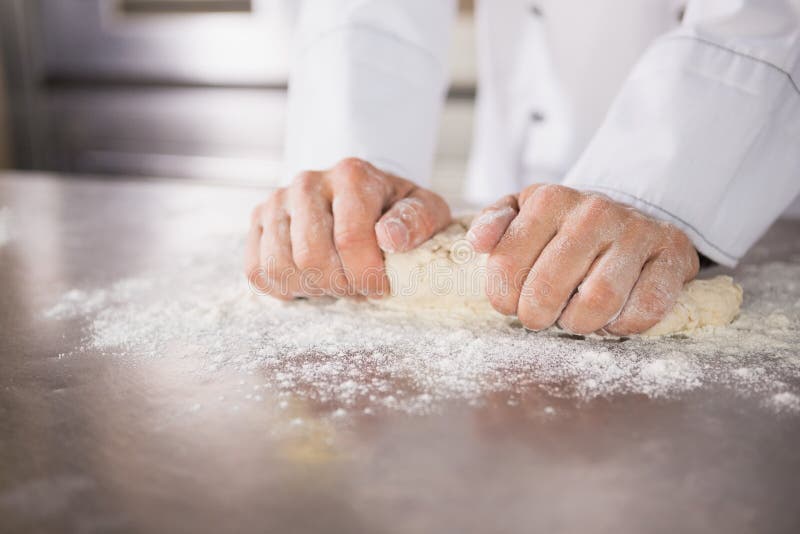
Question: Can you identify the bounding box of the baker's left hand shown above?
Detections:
[466,184,699,335]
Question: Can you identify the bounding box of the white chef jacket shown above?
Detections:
[284,0,800,267]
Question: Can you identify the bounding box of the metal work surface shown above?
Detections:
[1,173,799,534]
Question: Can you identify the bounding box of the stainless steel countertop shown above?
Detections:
[1,172,799,534]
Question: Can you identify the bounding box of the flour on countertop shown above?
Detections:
[44,235,800,416]
[768,392,800,413]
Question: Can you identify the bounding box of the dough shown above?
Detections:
[382,219,743,337]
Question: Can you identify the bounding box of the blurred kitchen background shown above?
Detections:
[0,0,476,197]
[2,1,799,216]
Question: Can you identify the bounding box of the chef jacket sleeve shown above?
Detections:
[562,0,800,267]
[283,0,456,186]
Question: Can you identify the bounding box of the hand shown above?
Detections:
[246,158,451,300]
[467,184,699,335]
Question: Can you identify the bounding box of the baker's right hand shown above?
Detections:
[245,157,452,300]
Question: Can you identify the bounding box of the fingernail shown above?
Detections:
[378,219,409,253]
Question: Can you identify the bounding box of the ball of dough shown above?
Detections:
[381,219,743,337]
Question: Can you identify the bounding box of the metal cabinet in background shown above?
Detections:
[1,0,297,184]
[39,0,296,85]
[0,0,476,189]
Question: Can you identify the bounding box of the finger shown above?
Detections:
[244,204,263,280]
[257,192,301,300]
[517,196,620,330]
[484,185,574,315]
[288,172,349,297]
[605,252,686,336]
[466,195,519,253]
[557,236,651,335]
[331,184,390,298]
[375,187,452,253]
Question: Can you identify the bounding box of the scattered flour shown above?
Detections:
[43,235,800,416]
[768,392,800,413]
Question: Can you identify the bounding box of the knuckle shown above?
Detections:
[341,169,369,189]
[291,171,321,194]
[517,185,536,206]
[333,158,372,188]
[499,193,518,208]
[531,183,567,207]
[524,184,578,219]
[577,195,613,225]
[530,184,563,206]
[656,227,699,279]
[661,223,692,250]
[334,228,372,252]
[507,212,542,242]
[635,285,675,322]
[581,278,624,316]
[551,233,577,256]
[622,214,651,237]
[334,157,367,175]
[292,244,320,271]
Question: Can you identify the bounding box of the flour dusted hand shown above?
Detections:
[383,219,742,337]
[245,158,451,300]
[466,185,702,336]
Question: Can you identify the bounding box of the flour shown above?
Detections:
[768,392,800,413]
[43,233,800,416]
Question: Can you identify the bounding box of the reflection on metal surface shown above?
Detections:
[0,63,9,168]
[0,0,297,177]
[45,87,288,185]
[119,0,253,14]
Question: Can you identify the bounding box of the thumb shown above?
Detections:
[375,188,451,253]
[466,194,519,253]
